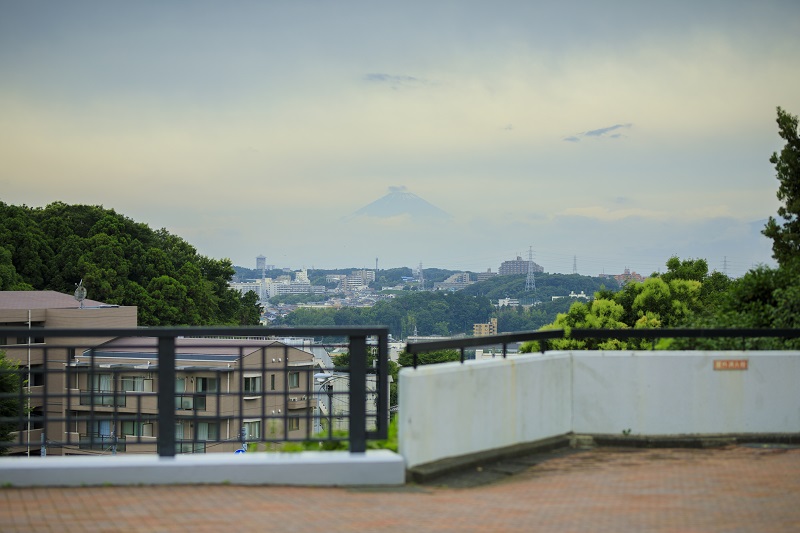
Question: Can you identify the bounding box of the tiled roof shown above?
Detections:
[0,290,108,310]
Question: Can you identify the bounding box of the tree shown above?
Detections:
[763,107,800,266]
[520,256,731,351]
[397,349,460,367]
[0,351,22,455]
[0,202,249,326]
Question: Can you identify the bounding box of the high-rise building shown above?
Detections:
[499,256,543,276]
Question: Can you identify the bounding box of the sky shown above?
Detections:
[2,1,799,279]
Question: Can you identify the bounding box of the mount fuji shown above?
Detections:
[345,187,451,221]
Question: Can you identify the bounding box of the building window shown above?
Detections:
[243,420,260,440]
[288,417,300,431]
[270,374,275,391]
[122,420,154,437]
[244,376,262,393]
[121,376,145,392]
[196,377,218,393]
[196,422,219,441]
[288,372,300,389]
[92,373,113,392]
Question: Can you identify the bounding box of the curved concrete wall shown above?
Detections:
[398,353,572,469]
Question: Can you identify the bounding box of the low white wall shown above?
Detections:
[399,351,800,469]
[572,351,800,435]
[398,353,572,469]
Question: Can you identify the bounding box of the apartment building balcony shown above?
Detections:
[69,388,160,412]
[286,395,311,410]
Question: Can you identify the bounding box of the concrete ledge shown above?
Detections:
[0,450,406,487]
[405,432,800,485]
[406,434,572,484]
[588,432,800,449]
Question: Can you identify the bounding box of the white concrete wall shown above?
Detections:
[399,351,800,469]
[398,353,572,469]
[572,351,800,435]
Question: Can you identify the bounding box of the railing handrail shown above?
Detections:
[405,327,800,366]
[0,325,390,338]
[0,326,390,457]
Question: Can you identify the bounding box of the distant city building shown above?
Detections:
[613,268,645,284]
[551,291,590,301]
[473,317,498,337]
[229,281,265,300]
[256,255,266,271]
[434,272,473,291]
[497,298,520,308]
[499,256,543,276]
[229,269,325,301]
[476,269,497,282]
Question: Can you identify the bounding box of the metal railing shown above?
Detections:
[405,328,800,367]
[0,326,390,457]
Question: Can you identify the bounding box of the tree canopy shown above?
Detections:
[0,202,260,326]
[520,257,732,351]
[763,106,800,267]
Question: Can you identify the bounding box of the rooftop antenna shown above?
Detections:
[74,279,87,309]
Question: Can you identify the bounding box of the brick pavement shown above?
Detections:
[1,445,798,532]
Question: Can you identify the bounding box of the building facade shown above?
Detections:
[498,256,544,276]
[0,291,138,456]
[473,317,499,337]
[69,337,315,454]
[1,291,315,456]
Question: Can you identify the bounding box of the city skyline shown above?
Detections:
[3,2,799,278]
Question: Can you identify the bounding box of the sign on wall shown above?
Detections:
[713,359,748,371]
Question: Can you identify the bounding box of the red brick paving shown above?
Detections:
[1,445,799,532]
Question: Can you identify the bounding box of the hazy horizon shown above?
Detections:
[3,1,798,278]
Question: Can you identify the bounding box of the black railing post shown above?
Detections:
[374,332,389,438]
[348,335,367,453]
[157,335,176,458]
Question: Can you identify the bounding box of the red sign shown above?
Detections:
[713,360,748,371]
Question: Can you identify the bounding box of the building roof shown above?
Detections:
[0,290,109,310]
[78,337,314,366]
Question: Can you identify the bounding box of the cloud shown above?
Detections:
[363,72,427,89]
[564,123,633,142]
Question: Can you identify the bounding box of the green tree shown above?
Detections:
[0,351,22,455]
[763,107,800,266]
[0,202,249,326]
[397,349,460,367]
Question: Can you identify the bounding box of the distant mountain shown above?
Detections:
[345,188,450,220]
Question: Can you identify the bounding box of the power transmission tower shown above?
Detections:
[525,246,537,301]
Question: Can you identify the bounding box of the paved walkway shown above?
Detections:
[2,445,799,532]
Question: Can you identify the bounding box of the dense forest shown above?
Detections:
[276,291,496,338]
[0,202,260,326]
[460,272,617,302]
